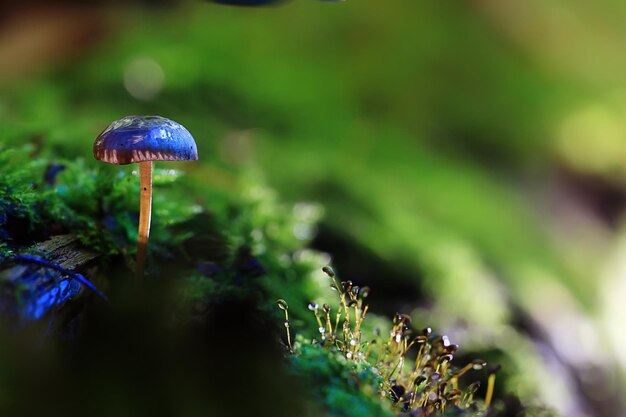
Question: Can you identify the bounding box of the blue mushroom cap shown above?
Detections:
[94,115,198,165]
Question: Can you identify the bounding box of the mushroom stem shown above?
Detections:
[136,160,153,279]
[485,372,496,407]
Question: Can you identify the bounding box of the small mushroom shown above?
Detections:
[93,115,198,279]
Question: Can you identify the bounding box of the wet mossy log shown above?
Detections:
[0,235,100,322]
[31,234,99,269]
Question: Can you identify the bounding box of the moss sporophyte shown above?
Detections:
[93,115,198,279]
[279,266,501,416]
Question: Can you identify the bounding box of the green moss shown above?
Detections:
[0,141,562,417]
[290,343,393,417]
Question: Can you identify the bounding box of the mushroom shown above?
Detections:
[93,115,198,278]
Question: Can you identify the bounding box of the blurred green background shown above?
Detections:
[0,1,625,416]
